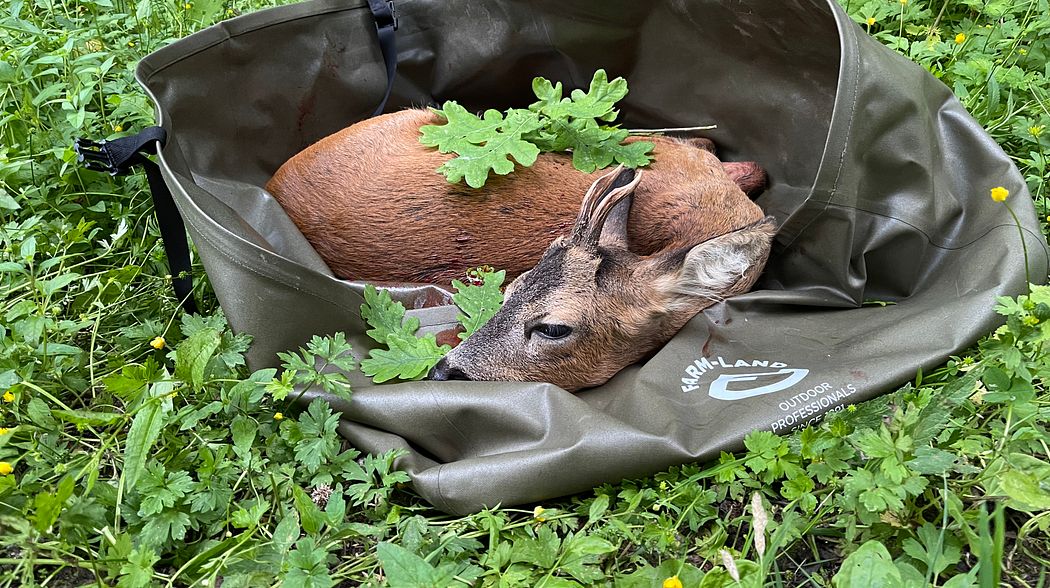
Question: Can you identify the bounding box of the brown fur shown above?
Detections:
[267,109,767,284]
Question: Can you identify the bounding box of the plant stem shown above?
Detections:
[1004,201,1032,294]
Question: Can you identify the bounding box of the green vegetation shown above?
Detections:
[1,0,1049,586]
[420,70,654,188]
[358,267,503,383]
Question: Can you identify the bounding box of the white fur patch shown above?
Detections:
[674,245,751,302]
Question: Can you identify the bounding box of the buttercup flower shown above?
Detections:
[955,33,966,44]
[274,412,284,420]
[0,428,9,435]
[866,17,875,26]
[2,392,13,403]
[990,186,1010,202]
[662,576,683,588]
[0,462,11,476]
[899,0,907,5]
[150,336,166,350]
[533,506,547,522]
[114,124,123,132]
[1032,125,1045,138]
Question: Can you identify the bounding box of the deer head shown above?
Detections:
[429,166,776,391]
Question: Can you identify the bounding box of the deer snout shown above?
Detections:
[428,357,471,382]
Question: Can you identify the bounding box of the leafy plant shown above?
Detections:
[2,0,1050,585]
[360,266,506,383]
[420,70,655,188]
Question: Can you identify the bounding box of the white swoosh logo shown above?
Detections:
[708,368,810,400]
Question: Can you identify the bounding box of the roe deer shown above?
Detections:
[267,109,776,391]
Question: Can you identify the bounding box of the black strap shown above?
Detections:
[366,0,398,116]
[74,128,199,314]
[73,5,398,313]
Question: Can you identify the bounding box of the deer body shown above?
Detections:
[268,108,776,391]
[267,109,766,284]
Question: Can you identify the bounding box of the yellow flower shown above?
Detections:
[955,33,966,44]
[2,392,13,403]
[0,462,11,476]
[184,2,192,8]
[866,17,875,25]
[1019,48,1027,55]
[533,506,547,522]
[274,412,284,420]
[899,0,907,5]
[127,41,135,47]
[1032,125,1046,138]
[1023,315,1040,326]
[663,576,684,588]
[990,186,1010,202]
[114,124,123,132]
[150,336,166,350]
[0,428,9,435]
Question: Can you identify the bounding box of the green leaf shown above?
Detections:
[587,494,610,525]
[361,334,450,383]
[906,446,958,475]
[292,486,325,535]
[265,370,296,401]
[122,380,174,488]
[174,327,221,391]
[377,542,456,588]
[295,399,341,473]
[999,468,1050,509]
[139,509,191,548]
[419,102,508,153]
[137,463,193,517]
[833,540,902,587]
[231,500,267,529]
[361,285,419,345]
[230,415,257,460]
[0,188,20,210]
[283,537,335,588]
[117,547,159,588]
[533,69,628,121]
[51,408,123,427]
[452,269,505,339]
[434,108,543,188]
[177,400,223,431]
[272,512,301,553]
[31,474,74,533]
[901,523,961,577]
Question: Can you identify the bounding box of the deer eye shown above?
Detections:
[531,323,573,340]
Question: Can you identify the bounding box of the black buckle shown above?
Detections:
[74,138,129,176]
[374,0,397,31]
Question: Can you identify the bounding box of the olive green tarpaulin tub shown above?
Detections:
[136,0,1048,514]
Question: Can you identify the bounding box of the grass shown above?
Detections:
[1,0,1049,586]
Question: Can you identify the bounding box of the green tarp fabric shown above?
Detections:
[137,0,1048,514]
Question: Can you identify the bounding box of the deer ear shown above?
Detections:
[573,166,643,247]
[598,194,633,250]
[649,218,776,306]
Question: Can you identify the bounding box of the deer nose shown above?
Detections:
[428,357,471,381]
